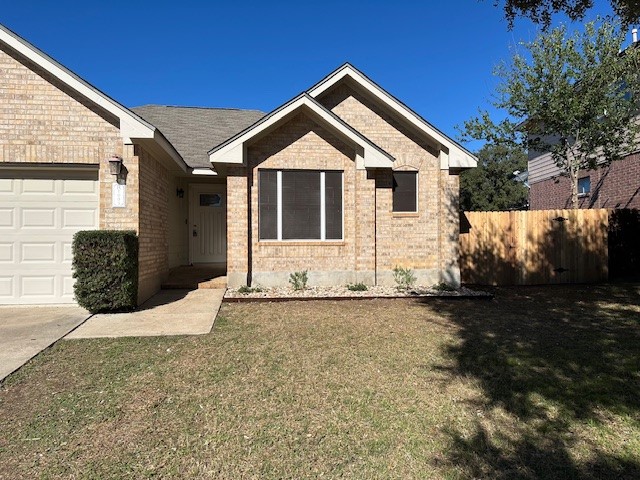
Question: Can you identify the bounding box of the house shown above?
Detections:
[0,23,477,305]
[528,150,640,209]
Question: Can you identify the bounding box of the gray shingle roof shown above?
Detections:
[131,105,265,169]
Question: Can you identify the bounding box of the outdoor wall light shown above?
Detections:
[108,154,123,175]
[176,188,185,198]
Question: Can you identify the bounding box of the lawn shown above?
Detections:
[0,284,639,479]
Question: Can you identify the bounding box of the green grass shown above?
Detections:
[0,284,639,479]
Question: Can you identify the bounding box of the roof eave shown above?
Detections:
[208,94,394,169]
[308,63,478,171]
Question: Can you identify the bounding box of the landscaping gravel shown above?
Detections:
[224,284,491,299]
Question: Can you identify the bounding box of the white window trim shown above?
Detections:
[265,169,344,241]
[392,170,419,213]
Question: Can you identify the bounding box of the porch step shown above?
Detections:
[198,276,228,289]
[162,276,227,290]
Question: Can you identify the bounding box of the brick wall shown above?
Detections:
[320,83,454,285]
[137,145,169,302]
[227,83,462,287]
[530,154,640,210]
[239,112,362,286]
[0,45,122,165]
[1,43,168,303]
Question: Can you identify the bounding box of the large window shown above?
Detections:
[259,170,343,240]
[392,171,418,212]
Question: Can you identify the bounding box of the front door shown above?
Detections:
[190,184,226,263]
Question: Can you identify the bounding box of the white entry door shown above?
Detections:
[190,184,227,264]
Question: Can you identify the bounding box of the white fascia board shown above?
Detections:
[192,168,218,176]
[449,151,478,169]
[0,24,186,170]
[308,64,478,170]
[209,94,394,169]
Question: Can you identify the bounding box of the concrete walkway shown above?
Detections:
[0,306,89,381]
[65,289,223,339]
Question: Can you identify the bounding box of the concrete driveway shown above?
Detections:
[0,306,89,381]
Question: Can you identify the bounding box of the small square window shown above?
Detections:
[578,177,591,196]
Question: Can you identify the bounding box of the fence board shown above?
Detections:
[460,209,609,285]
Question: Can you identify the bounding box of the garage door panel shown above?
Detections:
[62,242,73,263]
[62,276,75,296]
[1,171,98,304]
[0,277,14,297]
[0,208,15,227]
[63,179,97,194]
[62,208,97,228]
[21,242,56,263]
[0,179,13,192]
[0,243,13,262]
[21,276,56,297]
[21,178,56,194]
[22,208,56,228]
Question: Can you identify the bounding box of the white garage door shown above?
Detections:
[0,168,99,304]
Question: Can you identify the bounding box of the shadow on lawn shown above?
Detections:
[421,284,640,479]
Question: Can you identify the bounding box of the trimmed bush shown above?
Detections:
[73,230,138,313]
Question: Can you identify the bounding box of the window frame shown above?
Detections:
[259,169,344,242]
[578,176,591,197]
[392,170,419,213]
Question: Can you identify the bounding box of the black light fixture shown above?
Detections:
[176,188,185,198]
[108,154,123,175]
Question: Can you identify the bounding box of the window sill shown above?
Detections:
[392,212,420,218]
[258,240,346,247]
[577,193,590,198]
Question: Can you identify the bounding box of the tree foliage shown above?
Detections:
[460,143,529,211]
[461,19,640,208]
[496,0,640,28]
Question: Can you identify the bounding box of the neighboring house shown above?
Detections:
[528,150,640,209]
[0,23,477,305]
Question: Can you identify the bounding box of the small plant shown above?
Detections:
[289,270,308,291]
[238,285,264,294]
[433,282,456,292]
[393,266,417,291]
[347,282,368,292]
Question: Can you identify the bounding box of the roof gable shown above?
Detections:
[308,63,477,170]
[208,93,394,169]
[0,23,186,171]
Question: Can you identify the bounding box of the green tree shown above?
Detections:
[460,143,529,211]
[495,0,640,28]
[461,20,640,208]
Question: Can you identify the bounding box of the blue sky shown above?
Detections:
[1,1,624,150]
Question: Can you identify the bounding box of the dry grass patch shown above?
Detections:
[0,285,639,479]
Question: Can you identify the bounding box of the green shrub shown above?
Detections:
[393,266,417,291]
[73,230,138,313]
[433,282,456,292]
[347,282,368,291]
[289,270,308,291]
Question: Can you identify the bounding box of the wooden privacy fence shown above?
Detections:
[459,209,609,285]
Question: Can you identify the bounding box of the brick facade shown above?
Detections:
[530,154,640,210]
[1,43,169,304]
[226,84,463,287]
